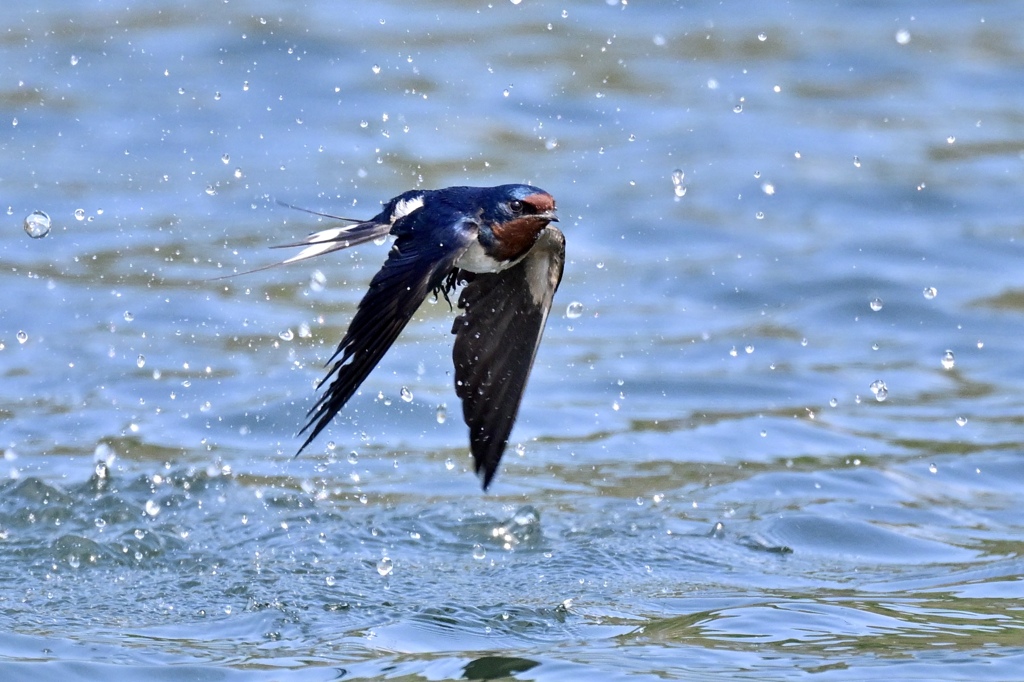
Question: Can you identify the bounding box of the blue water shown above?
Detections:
[2,1,1023,679]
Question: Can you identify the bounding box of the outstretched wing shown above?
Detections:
[451,227,566,489]
[297,218,476,453]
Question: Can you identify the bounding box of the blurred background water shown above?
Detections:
[2,1,1023,679]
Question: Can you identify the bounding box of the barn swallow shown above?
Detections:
[265,184,563,489]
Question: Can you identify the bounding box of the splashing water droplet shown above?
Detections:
[566,301,584,319]
[347,451,358,464]
[400,386,413,403]
[757,32,767,41]
[895,29,911,45]
[436,404,447,424]
[928,463,937,474]
[941,350,955,370]
[16,330,28,344]
[376,557,393,576]
[136,355,146,368]
[829,397,838,407]
[869,298,883,312]
[23,210,51,238]
[74,208,86,221]
[472,544,486,560]
[670,169,687,198]
[923,286,937,300]
[869,379,888,402]
[955,416,968,427]
[853,156,862,168]
[444,458,454,471]
[145,499,161,516]
[279,329,294,341]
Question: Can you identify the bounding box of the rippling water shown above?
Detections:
[2,1,1023,680]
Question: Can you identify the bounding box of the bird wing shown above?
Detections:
[451,226,566,489]
[297,217,477,453]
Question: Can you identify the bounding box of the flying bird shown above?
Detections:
[266,184,564,489]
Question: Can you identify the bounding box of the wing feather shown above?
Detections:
[451,227,566,489]
[296,220,475,453]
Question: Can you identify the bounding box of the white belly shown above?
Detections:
[456,241,515,273]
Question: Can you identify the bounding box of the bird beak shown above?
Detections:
[542,210,559,223]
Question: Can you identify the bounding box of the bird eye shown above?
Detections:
[509,200,524,214]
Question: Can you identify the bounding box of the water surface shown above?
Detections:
[1,1,1023,679]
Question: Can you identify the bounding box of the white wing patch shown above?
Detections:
[390,195,425,222]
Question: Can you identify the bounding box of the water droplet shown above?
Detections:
[946,135,956,144]
[976,340,984,349]
[472,544,486,560]
[923,286,937,300]
[376,557,393,576]
[755,211,765,220]
[928,463,937,474]
[144,499,161,517]
[869,298,883,312]
[733,103,743,113]
[627,133,636,142]
[279,329,294,341]
[760,430,767,437]
[359,120,368,128]
[829,397,838,407]
[23,210,51,238]
[744,345,754,354]
[941,350,955,370]
[347,451,358,464]
[70,55,80,66]
[869,379,888,402]
[956,416,968,427]
[74,208,86,221]
[566,301,584,319]
[729,346,738,357]
[444,458,455,471]
[761,182,775,195]
[895,29,911,45]
[670,169,687,198]
[400,387,413,402]
[853,156,862,168]
[123,311,134,322]
[757,32,767,41]
[436,404,447,424]
[325,575,336,586]
[510,0,522,4]
[372,64,381,74]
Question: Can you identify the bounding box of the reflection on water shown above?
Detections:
[2,0,1024,679]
